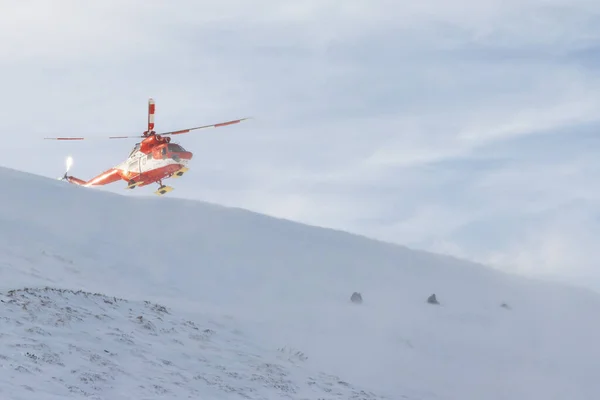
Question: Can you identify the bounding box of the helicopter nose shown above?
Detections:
[171,151,192,161]
[179,151,193,160]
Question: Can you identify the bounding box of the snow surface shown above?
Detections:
[1,165,600,399]
[1,287,382,399]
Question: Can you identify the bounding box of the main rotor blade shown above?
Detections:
[44,135,143,140]
[156,117,251,136]
[43,116,250,140]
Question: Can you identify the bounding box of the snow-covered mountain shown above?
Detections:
[1,287,383,399]
[1,165,599,399]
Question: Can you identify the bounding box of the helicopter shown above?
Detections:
[44,98,249,195]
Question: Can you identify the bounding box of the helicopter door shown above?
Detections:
[128,160,137,172]
[128,158,142,177]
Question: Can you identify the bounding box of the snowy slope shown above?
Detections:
[1,165,600,399]
[1,287,383,400]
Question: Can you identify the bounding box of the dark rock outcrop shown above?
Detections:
[350,292,363,304]
[427,293,439,305]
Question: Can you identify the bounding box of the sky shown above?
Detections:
[1,0,600,290]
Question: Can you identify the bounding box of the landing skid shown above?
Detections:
[126,180,143,189]
[155,185,174,196]
[171,166,189,178]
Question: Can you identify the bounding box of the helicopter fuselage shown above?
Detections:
[65,134,193,190]
[51,97,247,196]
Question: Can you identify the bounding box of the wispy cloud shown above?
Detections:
[2,0,600,290]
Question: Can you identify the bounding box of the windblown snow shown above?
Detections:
[1,166,600,399]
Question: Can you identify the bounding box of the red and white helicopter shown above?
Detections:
[45,98,249,195]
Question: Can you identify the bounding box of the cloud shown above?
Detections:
[2,0,600,290]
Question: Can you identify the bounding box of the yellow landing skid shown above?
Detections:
[155,185,174,196]
[126,181,143,189]
[171,167,189,178]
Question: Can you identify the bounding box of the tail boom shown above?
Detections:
[65,176,87,186]
[65,168,122,187]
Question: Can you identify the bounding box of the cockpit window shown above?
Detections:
[129,143,141,157]
[167,144,185,152]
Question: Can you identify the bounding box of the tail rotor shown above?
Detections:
[58,156,73,181]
